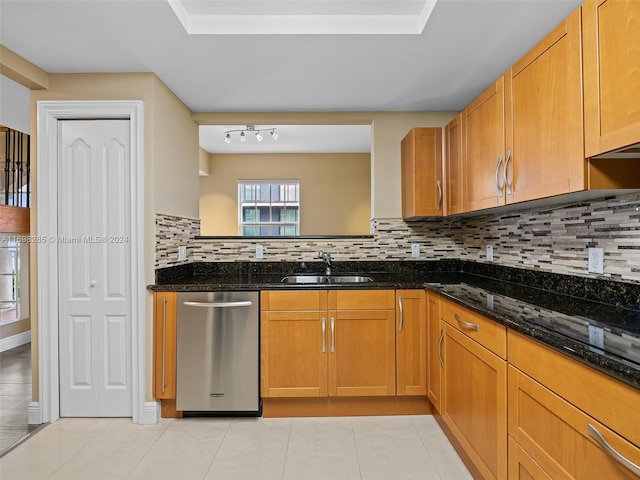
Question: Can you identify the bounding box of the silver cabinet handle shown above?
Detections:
[398,296,404,332]
[162,296,167,393]
[436,180,443,211]
[455,313,479,331]
[504,149,512,196]
[588,424,640,475]
[330,317,335,353]
[321,317,326,353]
[183,301,252,308]
[495,154,504,197]
[438,329,444,369]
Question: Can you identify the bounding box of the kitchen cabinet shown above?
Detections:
[508,437,553,480]
[260,290,328,398]
[426,291,442,411]
[444,113,465,215]
[261,289,396,398]
[395,289,427,396]
[401,127,444,218]
[440,298,507,480]
[508,364,640,479]
[464,77,506,213]
[153,292,177,400]
[505,8,584,204]
[508,331,640,462]
[583,0,640,157]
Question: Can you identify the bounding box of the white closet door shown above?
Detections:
[58,120,132,417]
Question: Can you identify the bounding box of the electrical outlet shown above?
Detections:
[588,247,604,274]
[486,245,494,262]
[486,293,494,310]
[588,324,605,349]
[178,246,187,261]
[411,243,420,258]
[255,244,264,259]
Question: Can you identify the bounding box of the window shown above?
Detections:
[239,181,300,236]
[0,240,20,324]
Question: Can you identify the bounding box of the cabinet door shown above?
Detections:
[508,365,640,479]
[584,0,640,157]
[396,290,427,396]
[261,310,328,398]
[401,127,443,218]
[426,292,442,411]
[328,308,396,397]
[154,292,177,400]
[445,113,465,215]
[442,324,507,480]
[464,77,506,212]
[505,8,584,204]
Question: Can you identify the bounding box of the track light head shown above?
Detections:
[271,129,278,140]
[240,131,246,142]
[225,132,231,143]
[256,132,263,142]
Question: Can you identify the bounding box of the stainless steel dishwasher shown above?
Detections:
[176,291,260,415]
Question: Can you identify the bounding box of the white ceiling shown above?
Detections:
[0,0,582,153]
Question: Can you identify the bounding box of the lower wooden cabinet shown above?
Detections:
[396,289,427,396]
[508,437,553,480]
[441,322,507,480]
[261,289,397,398]
[426,291,442,411]
[508,364,640,479]
[153,292,177,400]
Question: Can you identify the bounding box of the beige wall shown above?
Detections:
[192,111,457,219]
[200,153,371,236]
[27,72,200,402]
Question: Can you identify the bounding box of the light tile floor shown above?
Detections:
[0,343,32,454]
[0,415,473,480]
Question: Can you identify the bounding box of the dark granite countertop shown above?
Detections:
[150,260,640,390]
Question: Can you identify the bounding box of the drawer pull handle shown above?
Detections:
[438,329,444,369]
[455,313,479,331]
[321,317,326,353]
[398,296,404,332]
[330,317,335,353]
[495,154,504,197]
[588,424,640,475]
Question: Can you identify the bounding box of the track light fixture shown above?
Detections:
[224,125,278,144]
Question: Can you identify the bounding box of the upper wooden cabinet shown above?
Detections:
[444,113,465,215]
[464,77,506,213]
[505,8,585,204]
[401,127,444,218]
[583,0,640,157]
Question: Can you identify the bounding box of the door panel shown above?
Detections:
[58,120,132,417]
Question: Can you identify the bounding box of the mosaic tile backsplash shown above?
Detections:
[155,191,640,283]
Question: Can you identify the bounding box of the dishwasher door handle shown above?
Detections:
[183,301,253,308]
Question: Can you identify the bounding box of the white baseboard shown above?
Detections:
[28,402,42,425]
[0,330,31,353]
[140,401,161,425]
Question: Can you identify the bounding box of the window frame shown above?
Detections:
[238,180,300,236]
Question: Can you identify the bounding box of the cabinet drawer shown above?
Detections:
[441,298,506,358]
[508,365,640,479]
[508,331,640,448]
[329,290,395,310]
[261,290,327,311]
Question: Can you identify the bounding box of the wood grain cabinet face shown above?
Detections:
[426,292,442,411]
[153,292,177,400]
[445,113,465,215]
[464,77,506,213]
[401,128,444,219]
[261,290,397,398]
[583,0,640,157]
[395,290,427,396]
[508,365,640,480]
[505,8,585,204]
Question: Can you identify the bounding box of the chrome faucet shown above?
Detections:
[318,250,332,276]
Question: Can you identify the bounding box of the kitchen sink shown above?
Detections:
[280,275,374,284]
